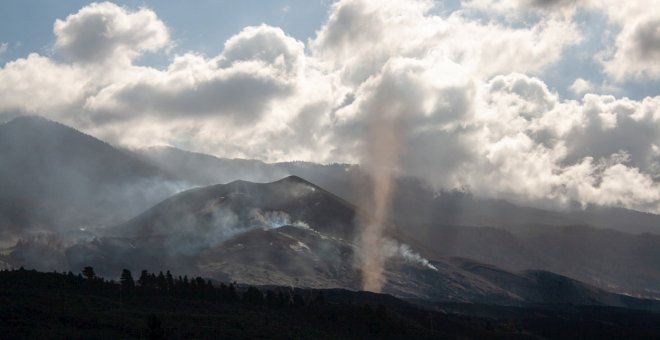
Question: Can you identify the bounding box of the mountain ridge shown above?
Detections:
[0,115,181,234]
[2,116,660,309]
[140,144,660,235]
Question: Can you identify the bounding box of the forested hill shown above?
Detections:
[2,268,660,339]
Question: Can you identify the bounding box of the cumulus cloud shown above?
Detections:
[53,2,169,65]
[219,25,304,76]
[84,25,303,125]
[570,78,592,95]
[459,74,660,211]
[0,54,88,117]
[463,0,584,19]
[601,15,660,80]
[85,57,294,124]
[588,1,660,80]
[312,0,581,85]
[0,0,659,214]
[467,0,660,81]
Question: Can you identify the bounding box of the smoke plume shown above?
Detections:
[358,114,403,292]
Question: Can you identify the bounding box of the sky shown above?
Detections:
[0,0,659,214]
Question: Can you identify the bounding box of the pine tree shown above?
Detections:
[156,272,167,290]
[82,266,96,280]
[138,270,150,288]
[165,271,174,291]
[120,269,135,288]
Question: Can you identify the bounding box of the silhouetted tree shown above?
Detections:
[65,271,79,287]
[82,266,96,280]
[165,271,174,291]
[138,270,150,288]
[156,272,166,291]
[227,283,238,303]
[120,269,135,288]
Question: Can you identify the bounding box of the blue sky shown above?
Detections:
[0,0,330,66]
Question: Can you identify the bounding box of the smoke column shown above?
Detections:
[359,114,402,292]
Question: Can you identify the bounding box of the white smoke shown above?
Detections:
[374,238,438,271]
[395,243,438,271]
[248,208,310,229]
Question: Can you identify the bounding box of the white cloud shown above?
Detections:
[220,25,304,77]
[449,73,660,212]
[311,0,581,86]
[0,54,88,116]
[570,78,592,95]
[601,15,660,80]
[0,42,7,55]
[0,0,659,214]
[53,2,169,65]
[465,0,660,81]
[586,1,660,80]
[84,51,295,124]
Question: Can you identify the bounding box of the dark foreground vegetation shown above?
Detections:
[1,268,660,339]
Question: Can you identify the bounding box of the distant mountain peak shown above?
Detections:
[5,114,50,123]
[0,115,174,231]
[3,115,60,129]
[222,175,318,188]
[1,115,100,144]
[277,175,314,185]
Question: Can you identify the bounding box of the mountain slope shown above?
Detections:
[398,222,660,297]
[139,145,288,185]
[1,116,658,309]
[109,175,360,240]
[63,176,658,309]
[139,145,358,203]
[0,116,181,235]
[132,145,660,295]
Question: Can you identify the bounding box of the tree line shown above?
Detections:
[2,266,320,307]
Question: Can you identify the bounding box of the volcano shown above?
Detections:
[64,176,660,310]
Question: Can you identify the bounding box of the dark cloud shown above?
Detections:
[102,70,293,124]
[633,18,660,60]
[527,0,577,9]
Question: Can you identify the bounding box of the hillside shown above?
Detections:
[54,176,660,309]
[399,223,660,297]
[0,116,181,235]
[1,118,659,311]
